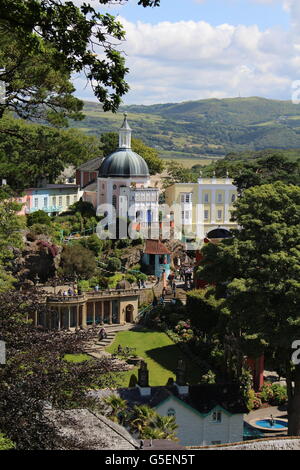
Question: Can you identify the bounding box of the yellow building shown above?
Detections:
[164,174,238,244]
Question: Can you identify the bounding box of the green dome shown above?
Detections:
[99,149,149,178]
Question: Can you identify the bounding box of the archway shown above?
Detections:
[206,228,232,239]
[125,304,134,323]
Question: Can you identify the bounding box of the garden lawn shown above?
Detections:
[106,328,202,387]
[64,353,92,363]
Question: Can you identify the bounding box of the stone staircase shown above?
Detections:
[83,323,138,359]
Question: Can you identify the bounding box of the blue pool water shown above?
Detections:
[255,419,287,429]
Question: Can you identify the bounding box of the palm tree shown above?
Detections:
[140,427,164,440]
[103,394,128,425]
[130,405,156,435]
[130,405,178,441]
[153,415,178,441]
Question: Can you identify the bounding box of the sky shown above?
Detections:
[72,0,300,105]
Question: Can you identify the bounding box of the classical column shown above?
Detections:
[211,189,216,224]
[109,301,113,324]
[58,306,61,330]
[100,301,104,324]
[92,302,96,326]
[76,305,79,330]
[81,303,87,328]
[224,190,230,224]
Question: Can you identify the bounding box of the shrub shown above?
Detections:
[0,433,15,450]
[107,257,122,273]
[60,245,96,279]
[27,210,51,226]
[200,370,216,384]
[28,223,54,237]
[258,383,287,406]
[246,389,262,411]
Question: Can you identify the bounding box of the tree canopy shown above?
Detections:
[0,0,161,122]
[0,115,101,190]
[195,182,300,435]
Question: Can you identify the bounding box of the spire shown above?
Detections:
[119,112,132,149]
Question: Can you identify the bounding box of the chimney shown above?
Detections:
[174,359,189,396]
[137,361,151,396]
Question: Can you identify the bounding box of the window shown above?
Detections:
[73,195,77,203]
[217,193,223,203]
[59,196,62,206]
[113,184,117,190]
[52,196,56,207]
[43,197,48,208]
[217,210,222,220]
[167,408,176,417]
[212,411,222,423]
[181,193,191,203]
[185,211,190,220]
[204,193,209,203]
[231,194,236,203]
[181,211,185,221]
[66,196,70,206]
[34,198,38,208]
[204,210,209,220]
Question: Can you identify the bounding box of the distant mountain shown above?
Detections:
[70,97,300,160]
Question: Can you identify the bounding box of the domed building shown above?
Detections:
[97,114,159,237]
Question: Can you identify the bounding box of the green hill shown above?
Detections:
[70,97,300,160]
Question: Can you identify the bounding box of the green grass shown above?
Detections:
[106,328,202,387]
[64,353,92,363]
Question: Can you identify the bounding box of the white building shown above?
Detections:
[97,114,159,237]
[93,363,248,447]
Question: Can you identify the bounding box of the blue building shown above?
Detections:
[142,239,171,278]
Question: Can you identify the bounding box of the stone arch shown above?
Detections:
[125,304,134,323]
[206,227,232,239]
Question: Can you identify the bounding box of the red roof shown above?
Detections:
[144,239,171,255]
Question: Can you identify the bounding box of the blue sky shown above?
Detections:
[115,0,289,30]
[73,0,300,104]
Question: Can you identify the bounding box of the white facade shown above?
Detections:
[156,396,244,447]
[96,115,159,234]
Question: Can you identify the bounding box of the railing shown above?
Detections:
[47,295,86,302]
[46,288,140,303]
[28,206,63,214]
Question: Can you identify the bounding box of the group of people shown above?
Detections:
[137,279,146,289]
[57,286,81,297]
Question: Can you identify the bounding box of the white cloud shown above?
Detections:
[98,16,299,104]
[72,1,300,104]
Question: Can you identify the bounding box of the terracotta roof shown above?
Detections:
[144,240,171,255]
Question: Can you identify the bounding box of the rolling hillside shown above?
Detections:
[71,97,300,161]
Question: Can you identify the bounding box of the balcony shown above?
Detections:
[27,206,63,214]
